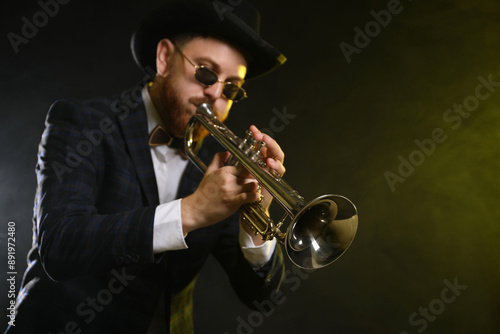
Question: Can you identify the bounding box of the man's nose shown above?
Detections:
[204,81,224,100]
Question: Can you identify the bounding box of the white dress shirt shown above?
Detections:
[142,86,276,267]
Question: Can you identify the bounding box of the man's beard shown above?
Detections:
[157,75,212,142]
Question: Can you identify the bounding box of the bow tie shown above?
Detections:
[148,125,183,149]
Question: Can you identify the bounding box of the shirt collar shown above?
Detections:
[142,85,163,135]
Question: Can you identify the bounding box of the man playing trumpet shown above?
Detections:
[8,0,287,333]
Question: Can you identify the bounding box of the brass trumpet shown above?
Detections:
[185,103,358,269]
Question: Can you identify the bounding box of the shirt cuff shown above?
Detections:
[153,199,188,253]
[239,223,277,268]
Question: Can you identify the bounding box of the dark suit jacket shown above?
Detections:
[7,88,284,333]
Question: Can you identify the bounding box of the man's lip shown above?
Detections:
[191,103,199,113]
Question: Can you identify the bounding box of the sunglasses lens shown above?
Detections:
[195,67,218,86]
[194,66,247,102]
[223,83,246,102]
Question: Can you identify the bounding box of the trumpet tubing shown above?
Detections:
[184,104,358,269]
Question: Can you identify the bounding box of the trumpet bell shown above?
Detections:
[286,195,358,269]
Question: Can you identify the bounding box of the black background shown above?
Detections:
[1,0,499,333]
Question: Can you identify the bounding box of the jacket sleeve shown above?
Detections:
[34,99,156,281]
[210,214,286,310]
[190,135,286,309]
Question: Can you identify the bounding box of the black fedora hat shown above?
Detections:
[131,0,286,79]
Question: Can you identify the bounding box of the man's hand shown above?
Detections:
[181,126,286,243]
[240,125,286,245]
[247,125,286,211]
[181,152,261,234]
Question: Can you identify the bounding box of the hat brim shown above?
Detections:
[131,0,286,79]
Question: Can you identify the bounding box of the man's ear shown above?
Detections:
[156,38,176,77]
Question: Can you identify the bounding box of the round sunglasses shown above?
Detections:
[174,45,248,103]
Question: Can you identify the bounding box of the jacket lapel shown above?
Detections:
[116,88,159,206]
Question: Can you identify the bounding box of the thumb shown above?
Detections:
[206,152,230,173]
